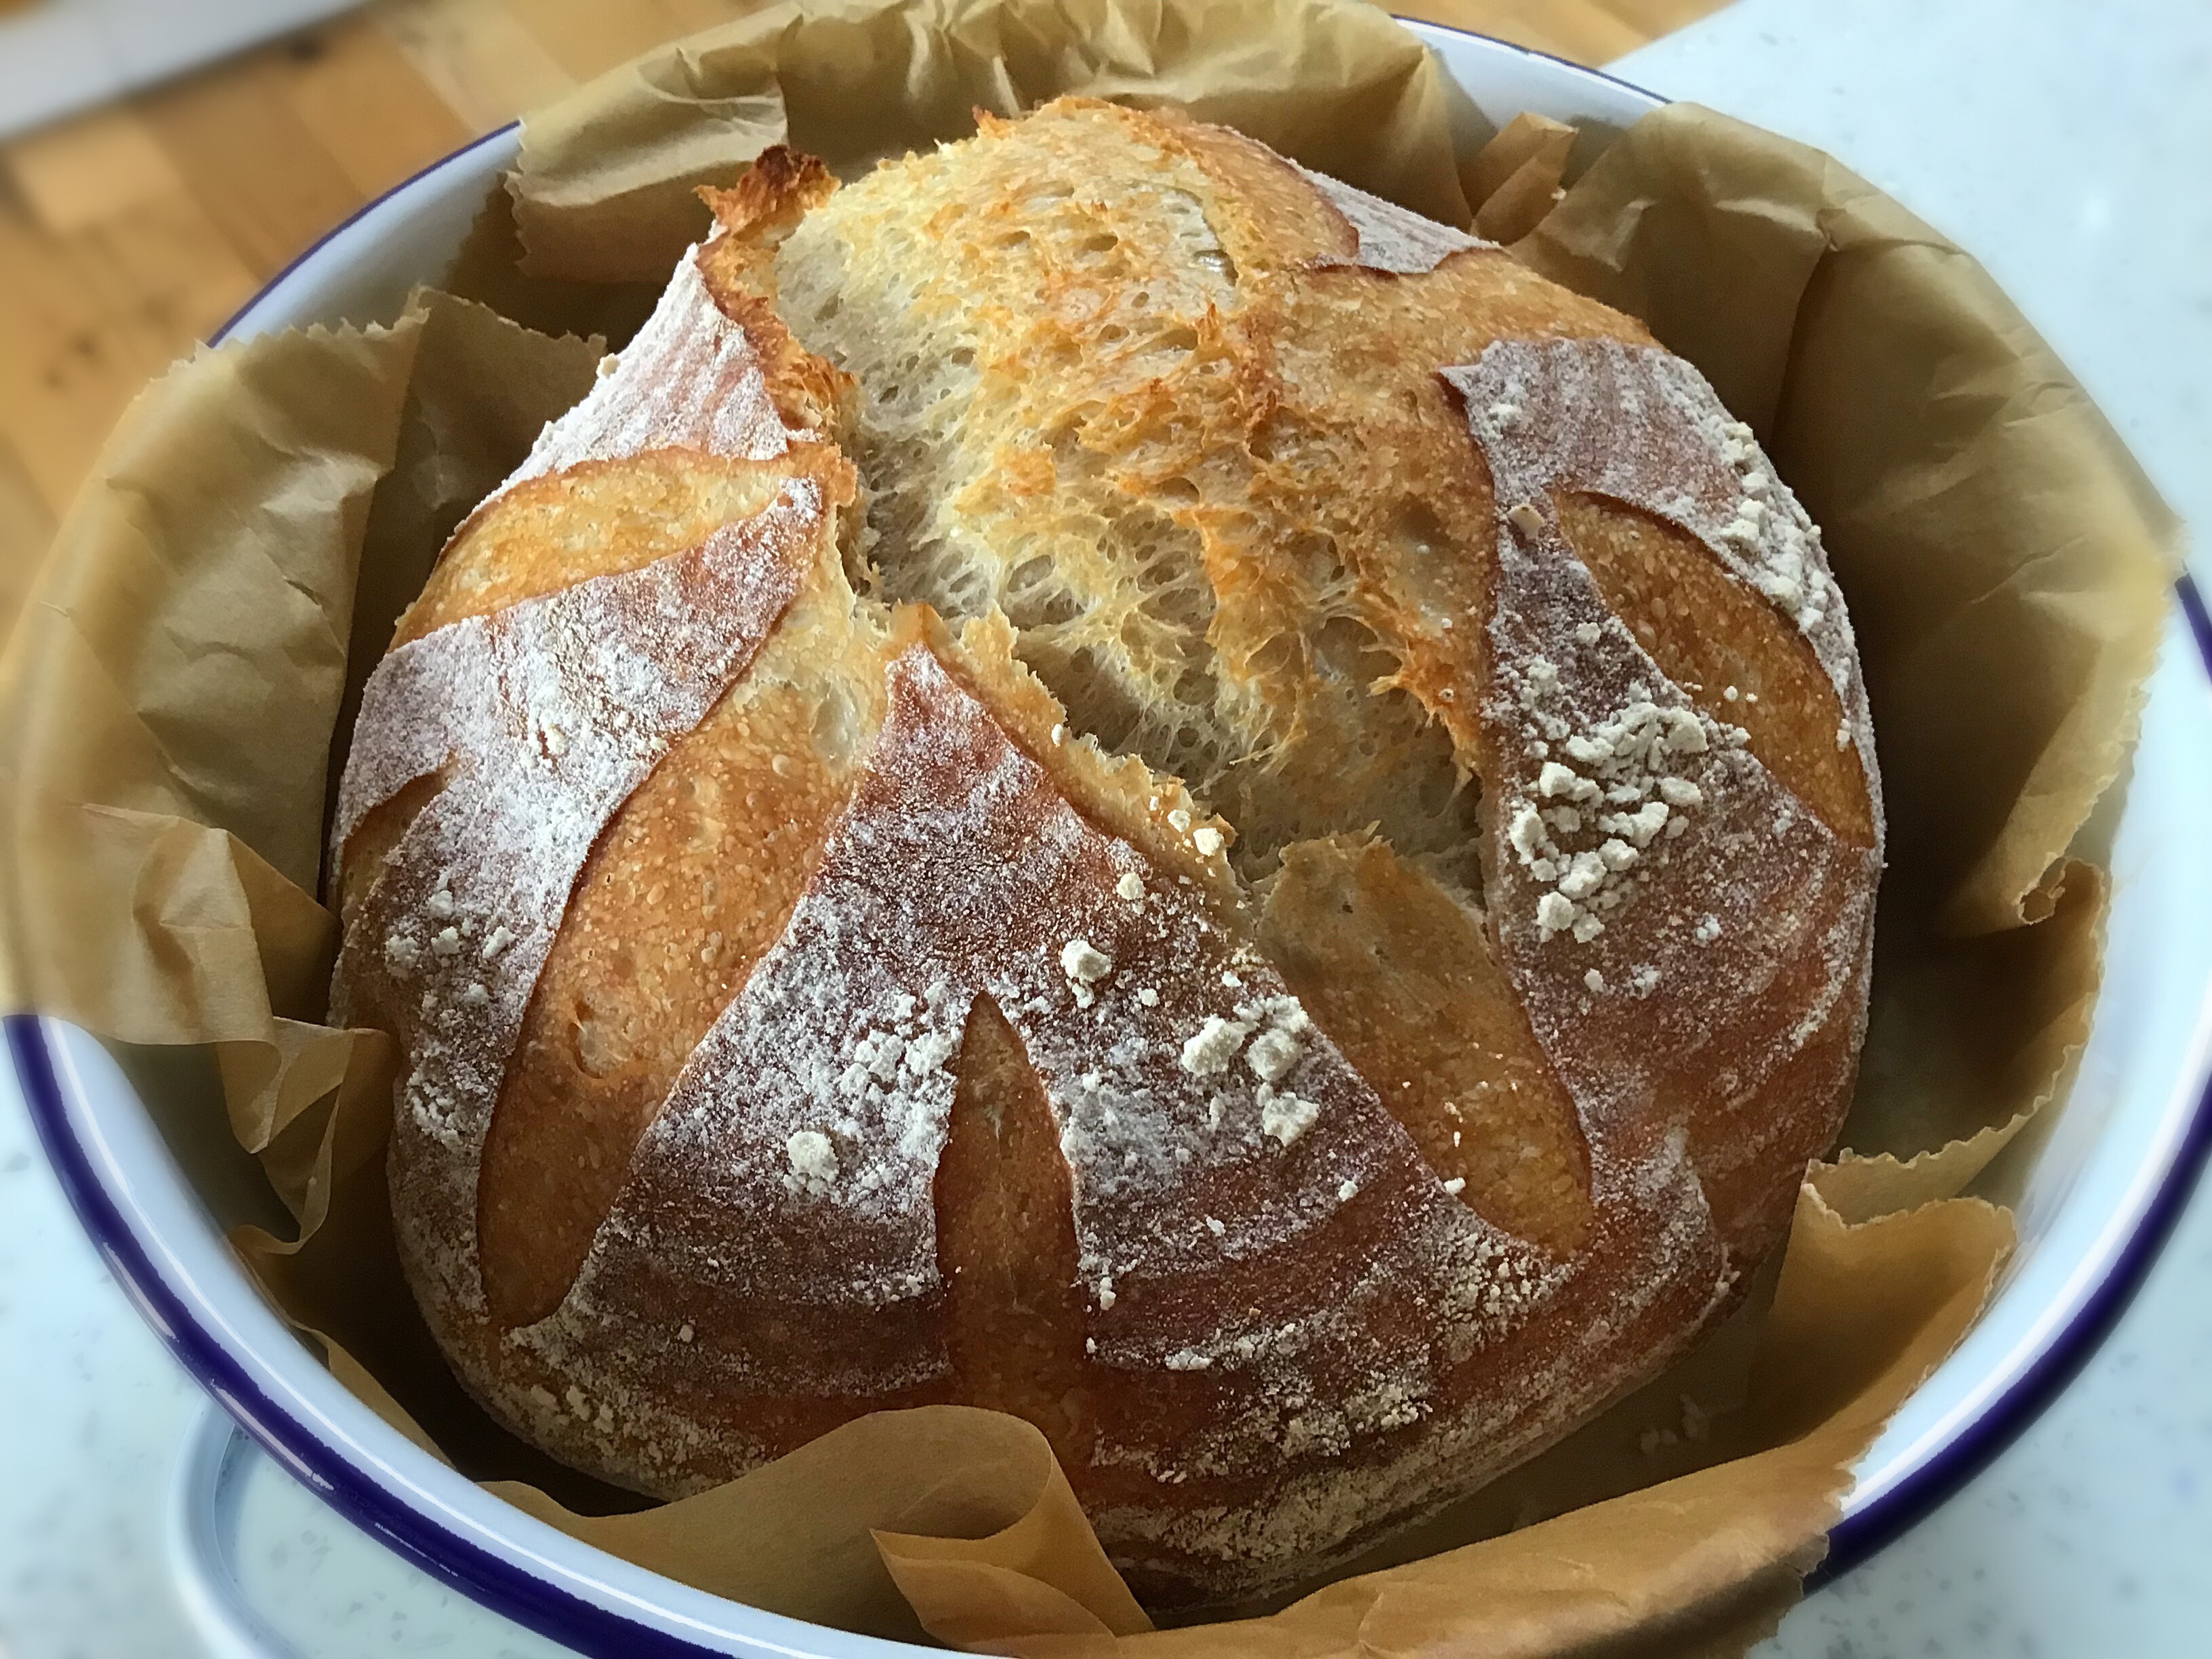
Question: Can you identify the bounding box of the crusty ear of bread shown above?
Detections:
[332,96,1881,1610]
[766,99,1504,891]
[691,152,855,439]
[697,146,838,280]
[703,146,838,226]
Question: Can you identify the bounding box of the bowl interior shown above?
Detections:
[22,21,2212,1657]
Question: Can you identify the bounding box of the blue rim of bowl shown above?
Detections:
[1814,573,2212,1584]
[13,23,2212,1648]
[208,117,521,348]
[6,1016,733,1659]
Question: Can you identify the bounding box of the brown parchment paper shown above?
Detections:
[497,0,1473,286]
[0,0,2184,1653]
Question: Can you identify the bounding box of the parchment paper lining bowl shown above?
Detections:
[14,22,2211,1658]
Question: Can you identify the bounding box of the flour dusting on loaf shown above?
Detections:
[505,256,796,495]
[514,647,1567,1465]
[331,485,829,1323]
[329,97,1882,1609]
[1298,165,1492,274]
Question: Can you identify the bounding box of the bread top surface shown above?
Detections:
[330,98,1880,1603]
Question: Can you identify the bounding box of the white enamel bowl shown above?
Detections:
[14,21,2212,1658]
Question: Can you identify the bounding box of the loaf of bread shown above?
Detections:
[330,99,1881,1607]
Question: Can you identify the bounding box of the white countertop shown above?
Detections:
[1,0,2205,1654]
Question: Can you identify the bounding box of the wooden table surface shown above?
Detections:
[0,0,1723,628]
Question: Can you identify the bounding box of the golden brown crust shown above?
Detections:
[935,993,1097,1475]
[476,560,875,1326]
[399,451,846,645]
[1559,495,1875,850]
[1258,836,1593,1257]
[329,98,1881,1609]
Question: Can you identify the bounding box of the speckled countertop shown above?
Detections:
[1,0,2207,1654]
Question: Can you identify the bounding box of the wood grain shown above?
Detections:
[273,18,476,199]
[0,0,1729,628]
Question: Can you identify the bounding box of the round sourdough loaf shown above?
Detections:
[329,98,1882,1607]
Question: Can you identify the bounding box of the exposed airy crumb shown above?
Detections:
[785,1129,838,1195]
[1180,1015,1251,1076]
[1193,825,1225,857]
[1441,1176,1467,1196]
[1115,871,1145,901]
[1258,1085,1322,1147]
